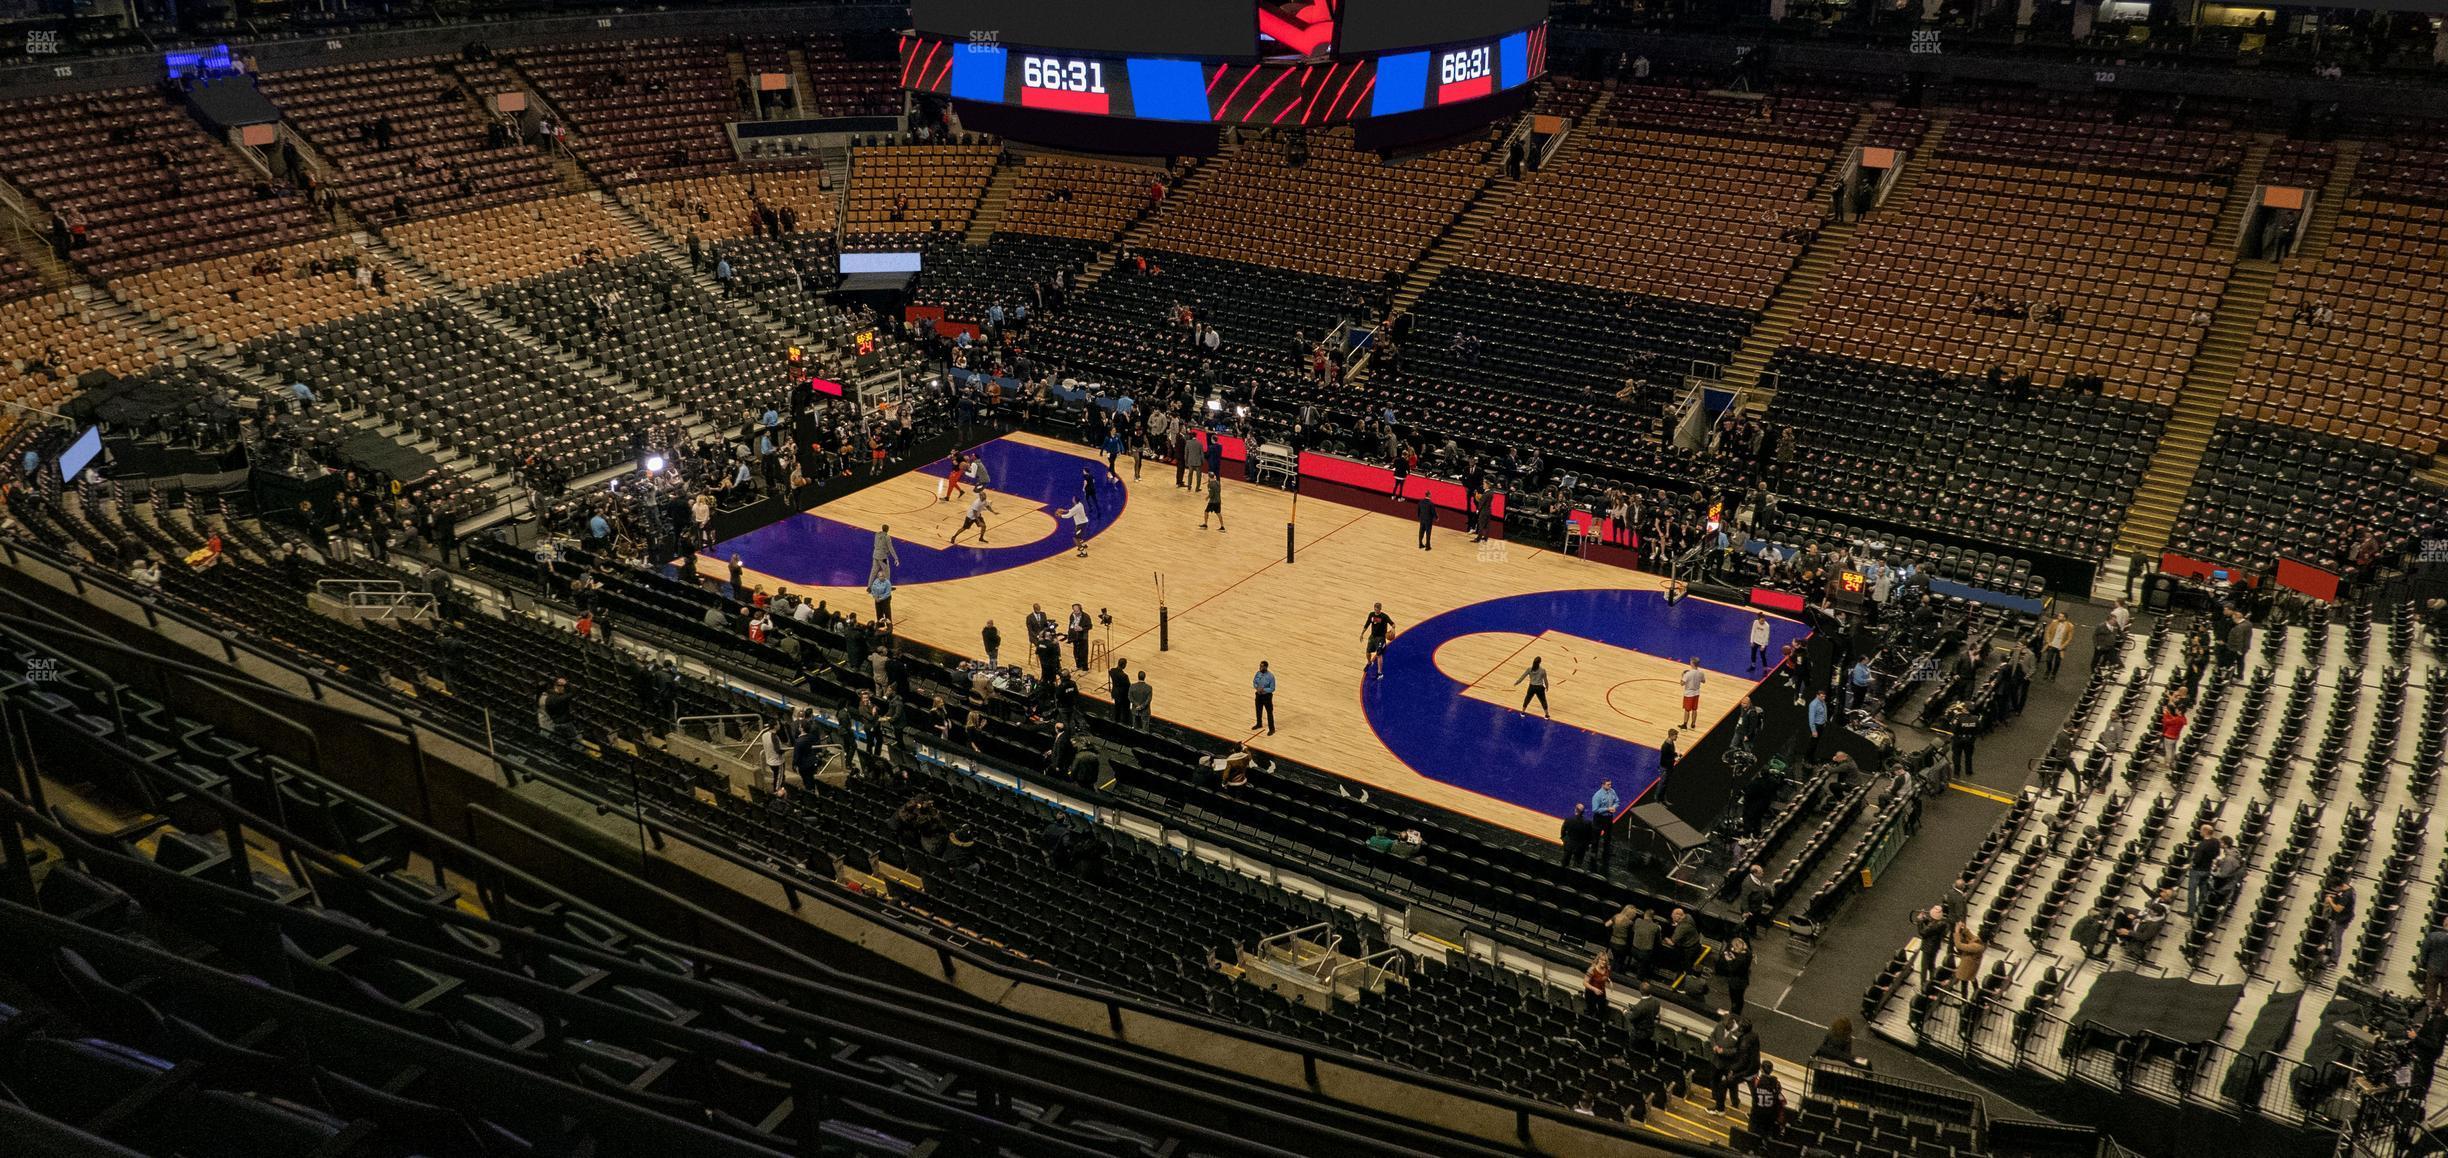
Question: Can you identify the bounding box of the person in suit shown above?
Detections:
[1128,671,1153,728]
[1417,492,1437,550]
[1106,658,1131,724]
[1066,604,1092,671]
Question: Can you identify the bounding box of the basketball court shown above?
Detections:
[702,432,1810,840]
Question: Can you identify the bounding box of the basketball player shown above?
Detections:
[1515,657,1550,717]
[942,450,965,502]
[949,490,996,544]
[1748,611,1771,669]
[1679,657,1706,728]
[1200,473,1225,531]
[1360,603,1396,678]
[1064,497,1090,557]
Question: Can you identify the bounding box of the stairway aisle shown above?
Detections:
[964,158,1020,245]
[1389,92,1616,319]
[1075,150,1224,290]
[2212,136,2277,251]
[1711,115,1951,398]
[2111,259,2279,562]
[2289,140,2361,258]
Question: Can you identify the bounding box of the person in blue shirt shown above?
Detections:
[986,302,1005,330]
[1807,692,1831,757]
[1848,659,1875,712]
[1251,661,1276,734]
[290,380,317,408]
[760,406,780,429]
[587,512,610,543]
[1591,779,1621,869]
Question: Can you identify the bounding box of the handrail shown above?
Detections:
[0,534,1728,1157]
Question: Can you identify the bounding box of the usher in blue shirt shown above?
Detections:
[1809,697,1830,733]
[1252,670,1276,694]
[1591,785,1620,816]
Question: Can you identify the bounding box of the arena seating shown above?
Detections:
[254,56,557,225]
[1787,109,2238,406]
[1140,130,1492,282]
[998,152,1161,242]
[382,194,647,288]
[801,33,900,118]
[0,251,40,304]
[0,88,327,278]
[245,299,661,475]
[508,38,737,184]
[483,254,792,419]
[626,170,834,244]
[908,233,1098,324]
[1866,603,2447,1127]
[110,241,423,349]
[11,499,1754,1146]
[1761,512,2040,600]
[0,291,168,441]
[841,141,999,236]
[1361,267,1717,494]
[1464,86,1843,315]
[0,633,1330,1158]
[2167,418,2447,576]
[1029,250,1362,421]
[1760,351,2166,568]
[2231,195,2445,454]
[458,536,1686,962]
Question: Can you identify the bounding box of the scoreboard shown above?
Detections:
[900,23,1545,127]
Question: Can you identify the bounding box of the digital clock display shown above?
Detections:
[1018,54,1115,114]
[1434,45,1495,103]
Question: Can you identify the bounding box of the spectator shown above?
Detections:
[1560,802,1596,869]
[1814,1017,1868,1068]
[1741,1062,1785,1144]
[1622,980,1660,1047]
[536,676,574,738]
[1582,949,1612,1017]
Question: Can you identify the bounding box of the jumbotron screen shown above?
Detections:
[910,0,1258,59]
[1337,0,1550,54]
[899,24,1545,126]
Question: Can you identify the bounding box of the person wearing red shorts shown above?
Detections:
[1679,658,1706,729]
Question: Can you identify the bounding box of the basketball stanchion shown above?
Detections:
[1154,572,1168,652]
[1286,490,1297,564]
